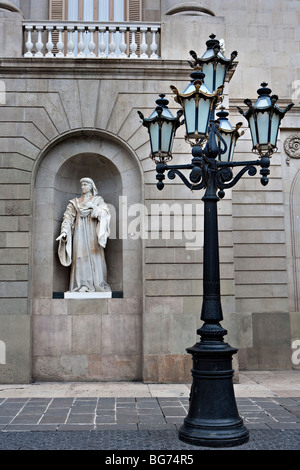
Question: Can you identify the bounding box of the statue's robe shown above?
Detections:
[58,196,111,292]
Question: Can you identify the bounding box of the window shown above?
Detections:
[49,0,141,22]
[49,0,142,55]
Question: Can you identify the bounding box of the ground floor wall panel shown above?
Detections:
[31,297,143,382]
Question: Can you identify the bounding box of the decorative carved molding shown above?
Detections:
[0,1,23,14]
[164,2,215,17]
[284,135,300,164]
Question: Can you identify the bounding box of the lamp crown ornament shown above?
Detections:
[257,81,272,96]
[206,33,220,49]
[154,93,169,108]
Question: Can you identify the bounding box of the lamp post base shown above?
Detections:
[179,337,249,448]
[179,421,249,448]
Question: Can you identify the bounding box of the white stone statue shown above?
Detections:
[56,177,111,293]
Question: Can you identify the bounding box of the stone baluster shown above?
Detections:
[56,25,65,57]
[67,26,75,57]
[77,26,85,57]
[119,27,127,58]
[129,27,138,58]
[45,26,54,57]
[23,22,160,60]
[150,27,159,59]
[88,27,96,57]
[140,27,148,58]
[98,27,107,58]
[35,25,44,57]
[24,25,34,57]
[108,27,117,58]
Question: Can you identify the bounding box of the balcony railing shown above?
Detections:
[23,21,161,59]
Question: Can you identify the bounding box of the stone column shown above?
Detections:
[160,13,225,60]
[0,2,24,58]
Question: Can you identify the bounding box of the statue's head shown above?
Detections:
[80,177,98,196]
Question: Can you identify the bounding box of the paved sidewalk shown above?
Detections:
[0,371,299,450]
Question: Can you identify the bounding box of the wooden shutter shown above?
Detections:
[126,0,142,54]
[127,0,141,21]
[49,0,66,20]
[49,0,66,52]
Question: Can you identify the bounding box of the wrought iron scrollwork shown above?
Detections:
[155,114,270,194]
[216,164,257,198]
[167,167,206,191]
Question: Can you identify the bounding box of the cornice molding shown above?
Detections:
[0,58,236,82]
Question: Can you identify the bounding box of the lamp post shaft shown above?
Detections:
[178,163,249,448]
[201,170,223,325]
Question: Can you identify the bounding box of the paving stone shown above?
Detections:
[10,415,41,424]
[116,402,137,408]
[43,408,70,415]
[51,398,74,406]
[161,407,187,416]
[95,416,115,424]
[116,398,136,403]
[21,407,48,414]
[70,407,96,413]
[0,416,13,424]
[0,396,299,449]
[39,416,67,424]
[67,414,94,424]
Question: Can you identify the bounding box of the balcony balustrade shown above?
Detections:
[23,21,160,59]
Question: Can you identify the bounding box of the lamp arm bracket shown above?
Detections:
[167,167,206,191]
[217,159,261,169]
[214,127,228,156]
[215,164,258,198]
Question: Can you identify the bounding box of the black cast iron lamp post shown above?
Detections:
[138,35,294,448]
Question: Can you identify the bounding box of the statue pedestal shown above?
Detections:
[65,291,112,299]
[52,291,123,299]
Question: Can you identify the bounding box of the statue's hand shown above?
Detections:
[56,232,67,241]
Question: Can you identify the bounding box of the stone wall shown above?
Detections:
[0,0,299,383]
[0,58,203,382]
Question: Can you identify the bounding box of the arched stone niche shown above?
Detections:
[31,131,144,381]
[32,131,143,299]
[54,153,122,293]
[290,169,300,312]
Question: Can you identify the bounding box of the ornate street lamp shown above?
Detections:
[137,94,183,165]
[137,35,294,448]
[238,82,294,158]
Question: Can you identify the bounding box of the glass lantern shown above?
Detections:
[138,94,183,163]
[216,108,244,162]
[171,68,220,143]
[238,82,294,157]
[198,34,238,94]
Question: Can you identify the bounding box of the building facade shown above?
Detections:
[0,0,299,383]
